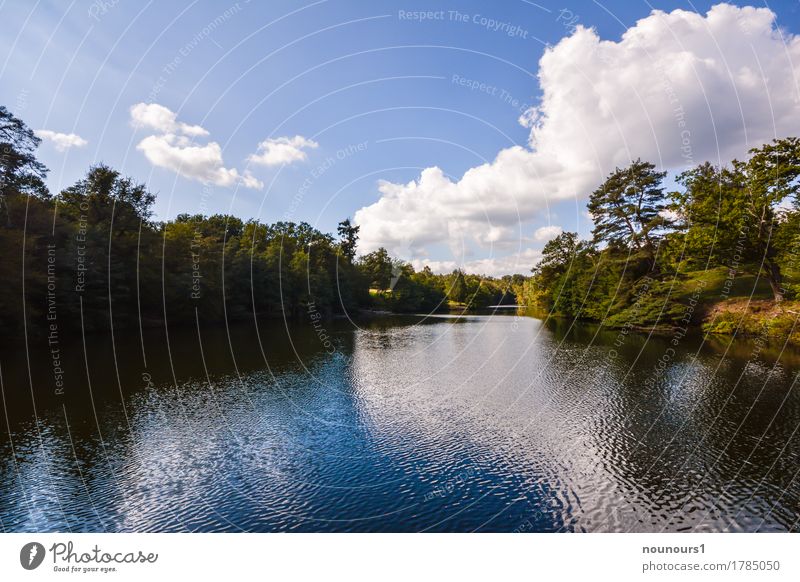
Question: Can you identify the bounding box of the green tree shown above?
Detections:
[588,160,668,268]
[670,162,745,269]
[535,232,580,282]
[529,231,592,313]
[674,138,800,301]
[446,269,467,303]
[775,208,800,298]
[58,164,157,329]
[359,247,393,289]
[465,276,495,308]
[337,218,359,262]
[0,106,49,199]
[739,137,800,300]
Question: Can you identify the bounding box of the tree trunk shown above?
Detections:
[765,260,784,302]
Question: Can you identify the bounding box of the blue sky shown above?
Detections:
[2,0,800,275]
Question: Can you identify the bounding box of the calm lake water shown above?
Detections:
[1,311,799,532]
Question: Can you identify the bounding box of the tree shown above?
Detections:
[358,247,393,289]
[530,231,590,312]
[0,106,49,199]
[670,162,742,269]
[446,269,467,303]
[60,164,155,225]
[775,208,800,299]
[58,165,158,328]
[465,277,495,308]
[413,266,446,309]
[0,107,51,332]
[337,218,359,262]
[534,232,580,281]
[0,105,382,342]
[739,137,800,300]
[673,138,800,301]
[588,160,668,268]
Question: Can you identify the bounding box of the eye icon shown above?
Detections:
[20,542,46,570]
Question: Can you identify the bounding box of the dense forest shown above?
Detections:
[519,140,800,344]
[3,103,799,347]
[0,106,516,343]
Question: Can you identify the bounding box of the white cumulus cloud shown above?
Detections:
[130,103,262,189]
[412,248,542,278]
[354,3,800,274]
[533,225,563,242]
[36,130,87,151]
[130,103,208,137]
[248,135,319,166]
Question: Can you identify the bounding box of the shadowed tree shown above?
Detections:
[0,106,49,200]
[0,107,51,334]
[58,165,158,328]
[337,218,359,262]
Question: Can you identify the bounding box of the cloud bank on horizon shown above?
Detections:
[354,3,800,276]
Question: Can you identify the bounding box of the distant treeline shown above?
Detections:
[0,106,518,342]
[520,139,800,341]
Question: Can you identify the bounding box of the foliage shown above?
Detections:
[587,159,668,268]
[0,106,529,344]
[5,103,799,347]
[0,107,370,338]
[0,105,49,200]
[528,139,800,342]
[337,218,359,262]
[358,247,393,290]
[702,299,800,345]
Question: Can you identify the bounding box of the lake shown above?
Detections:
[1,310,799,532]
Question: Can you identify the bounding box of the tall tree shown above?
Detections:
[0,106,49,199]
[671,162,743,268]
[588,160,668,268]
[0,107,51,334]
[337,218,359,262]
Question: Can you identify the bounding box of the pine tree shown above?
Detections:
[588,160,668,268]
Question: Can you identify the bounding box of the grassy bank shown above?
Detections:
[703,298,800,344]
[598,266,799,345]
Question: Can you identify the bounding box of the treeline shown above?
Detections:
[522,139,800,335]
[358,246,521,313]
[0,106,518,342]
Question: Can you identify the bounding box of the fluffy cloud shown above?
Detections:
[354,3,800,273]
[533,225,563,242]
[412,248,542,278]
[248,135,318,166]
[130,103,208,137]
[136,134,261,189]
[36,130,87,151]
[131,103,262,189]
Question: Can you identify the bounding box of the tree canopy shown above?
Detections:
[524,138,800,329]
